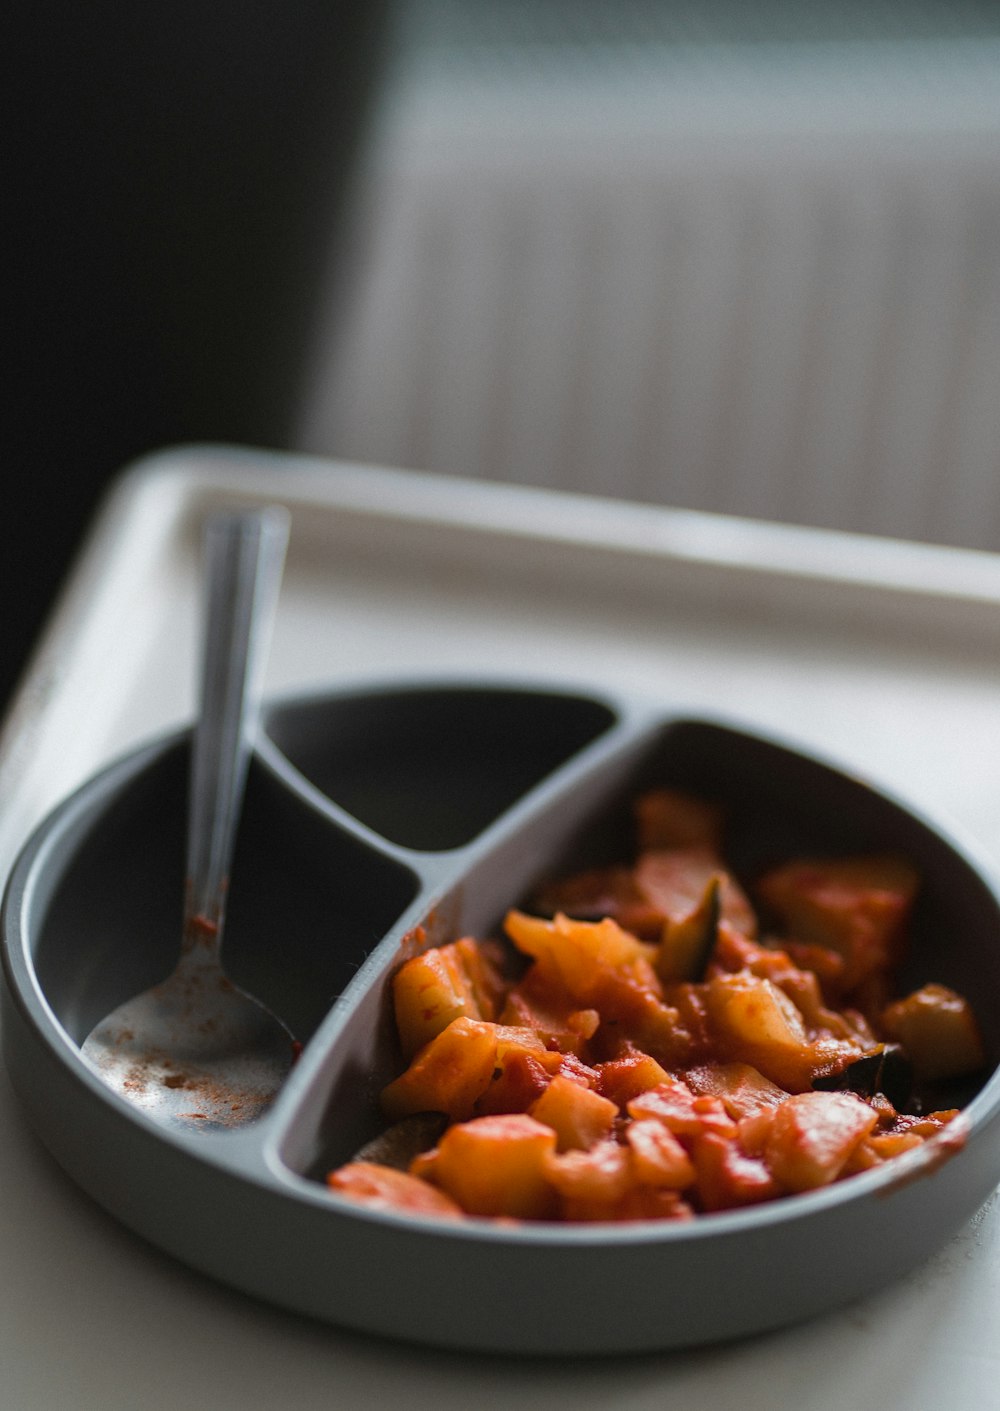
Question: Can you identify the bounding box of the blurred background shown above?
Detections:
[6,2,388,705]
[299,0,1000,549]
[7,1,1000,702]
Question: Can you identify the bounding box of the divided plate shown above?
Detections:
[3,680,1000,1355]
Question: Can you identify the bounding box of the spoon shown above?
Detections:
[82,507,296,1129]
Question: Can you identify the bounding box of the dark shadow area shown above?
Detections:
[4,2,389,706]
[265,685,617,851]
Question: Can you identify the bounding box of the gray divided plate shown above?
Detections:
[3,681,1000,1355]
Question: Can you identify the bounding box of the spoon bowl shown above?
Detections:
[82,508,295,1129]
[81,931,297,1127]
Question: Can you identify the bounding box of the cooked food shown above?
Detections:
[327,789,986,1223]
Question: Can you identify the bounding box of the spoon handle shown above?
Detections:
[184,507,289,941]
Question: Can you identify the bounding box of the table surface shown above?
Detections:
[2,447,1000,1410]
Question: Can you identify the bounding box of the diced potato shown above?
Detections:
[472,1024,564,1115]
[421,1114,558,1219]
[595,1047,673,1108]
[757,855,918,990]
[756,1091,879,1192]
[628,1080,736,1140]
[625,1119,696,1188]
[604,988,697,1069]
[529,1074,619,1151]
[504,910,657,999]
[500,967,599,1057]
[557,1052,604,1086]
[505,911,681,1060]
[493,1023,557,1061]
[705,972,817,1090]
[392,938,504,1058]
[327,1161,463,1218]
[841,1130,924,1174]
[381,1017,499,1121]
[711,935,876,1047]
[881,983,986,1082]
[636,982,711,1072]
[691,1133,780,1211]
[774,966,869,1044]
[684,1061,789,1119]
[474,1049,553,1116]
[544,1138,633,1204]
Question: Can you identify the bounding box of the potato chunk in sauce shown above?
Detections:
[328,790,986,1222]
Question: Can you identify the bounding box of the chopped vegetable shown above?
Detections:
[414,1113,558,1219]
[746,1091,879,1192]
[881,983,986,1083]
[328,789,986,1223]
[527,1074,618,1152]
[327,1162,463,1217]
[756,854,918,992]
[656,873,722,983]
[391,937,505,1059]
[380,1016,500,1121]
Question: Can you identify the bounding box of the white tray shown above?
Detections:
[2,445,999,1409]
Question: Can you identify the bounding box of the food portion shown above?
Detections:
[327,789,987,1224]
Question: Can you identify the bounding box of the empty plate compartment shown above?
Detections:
[23,737,420,1055]
[263,684,617,851]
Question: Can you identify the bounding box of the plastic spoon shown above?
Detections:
[82,508,296,1129]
